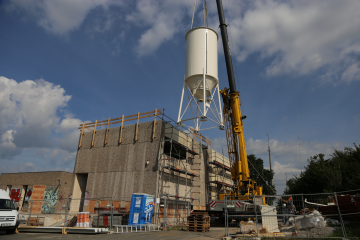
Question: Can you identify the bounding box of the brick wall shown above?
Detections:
[0,171,74,213]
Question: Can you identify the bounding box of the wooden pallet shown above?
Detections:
[188,224,210,228]
[187,212,210,232]
[187,219,210,222]
[187,221,210,224]
[188,215,210,219]
[187,217,210,222]
[190,212,209,216]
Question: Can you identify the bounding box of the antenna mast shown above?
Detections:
[267,134,273,185]
[298,135,302,173]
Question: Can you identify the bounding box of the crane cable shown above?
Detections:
[247,159,276,193]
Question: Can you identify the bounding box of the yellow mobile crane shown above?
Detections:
[209,0,266,212]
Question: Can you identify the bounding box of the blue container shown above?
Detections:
[128,193,155,225]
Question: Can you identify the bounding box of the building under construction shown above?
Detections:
[0,109,232,226]
[71,109,232,213]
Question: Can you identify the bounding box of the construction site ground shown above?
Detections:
[1,227,232,240]
[0,226,343,239]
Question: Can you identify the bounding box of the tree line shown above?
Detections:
[285,144,360,194]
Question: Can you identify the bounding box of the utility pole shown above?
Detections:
[285,172,287,189]
[298,135,302,173]
[267,134,273,185]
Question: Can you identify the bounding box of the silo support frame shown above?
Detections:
[177,80,186,123]
[176,74,224,132]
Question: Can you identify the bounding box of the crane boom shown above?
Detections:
[216,0,263,200]
[216,0,236,93]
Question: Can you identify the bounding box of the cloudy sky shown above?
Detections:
[1,0,359,194]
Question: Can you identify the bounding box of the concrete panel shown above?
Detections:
[164,123,192,148]
[74,120,162,198]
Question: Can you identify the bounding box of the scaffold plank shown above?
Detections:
[209,180,233,187]
[162,165,200,177]
[208,160,231,171]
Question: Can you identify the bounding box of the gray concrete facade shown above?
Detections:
[73,118,232,210]
[74,120,163,198]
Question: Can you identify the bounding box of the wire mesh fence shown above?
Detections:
[225,191,360,239]
[19,196,191,232]
[16,190,360,237]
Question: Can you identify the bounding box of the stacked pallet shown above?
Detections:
[186,212,210,232]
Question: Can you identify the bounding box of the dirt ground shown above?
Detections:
[295,227,338,238]
[0,227,236,240]
[0,226,341,239]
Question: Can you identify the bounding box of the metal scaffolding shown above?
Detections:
[154,112,231,226]
[207,148,233,201]
[157,116,202,202]
[155,114,203,225]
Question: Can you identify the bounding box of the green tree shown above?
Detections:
[285,144,360,194]
[247,154,276,195]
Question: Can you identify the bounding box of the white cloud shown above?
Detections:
[213,0,360,83]
[6,0,125,35]
[126,0,194,57]
[1,161,36,173]
[246,138,345,166]
[0,130,20,159]
[211,136,345,167]
[24,162,34,171]
[0,76,81,165]
[7,0,360,80]
[271,161,301,194]
[34,148,76,165]
[211,136,346,193]
[111,31,126,56]
[341,62,360,83]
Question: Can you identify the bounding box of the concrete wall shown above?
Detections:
[0,171,74,213]
[73,118,230,210]
[74,120,163,198]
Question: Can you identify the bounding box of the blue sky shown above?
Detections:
[1,0,359,194]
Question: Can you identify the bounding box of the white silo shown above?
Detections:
[185,27,218,102]
[177,27,224,132]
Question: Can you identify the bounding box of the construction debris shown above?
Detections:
[290,210,326,229]
[186,212,210,232]
[239,221,269,234]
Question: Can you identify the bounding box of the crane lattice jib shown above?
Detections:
[220,88,250,189]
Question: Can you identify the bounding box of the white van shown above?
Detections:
[0,189,19,234]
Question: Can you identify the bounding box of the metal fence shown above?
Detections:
[19,196,190,232]
[225,190,360,239]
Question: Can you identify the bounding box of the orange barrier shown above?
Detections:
[76,212,90,227]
